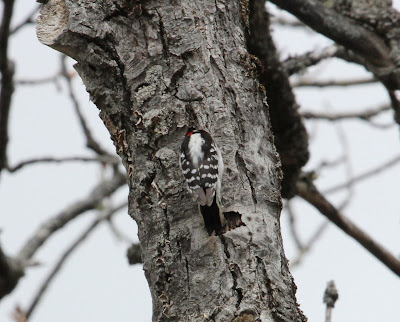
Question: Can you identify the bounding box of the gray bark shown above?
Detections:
[37,1,306,321]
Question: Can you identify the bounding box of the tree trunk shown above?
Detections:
[37,0,306,321]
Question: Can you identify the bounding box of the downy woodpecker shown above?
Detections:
[180,128,224,235]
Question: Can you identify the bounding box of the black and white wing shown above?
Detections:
[180,130,223,207]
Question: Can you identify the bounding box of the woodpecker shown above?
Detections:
[180,128,224,235]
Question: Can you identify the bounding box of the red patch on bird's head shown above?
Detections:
[186,127,196,136]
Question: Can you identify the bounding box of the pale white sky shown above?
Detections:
[1,1,399,321]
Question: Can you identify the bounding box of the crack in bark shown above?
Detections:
[73,32,133,118]
[256,256,292,322]
[256,256,279,320]
[219,235,243,314]
[156,9,170,63]
[162,207,170,241]
[154,244,172,319]
[184,256,190,295]
[231,263,244,309]
[228,87,246,144]
[235,151,257,205]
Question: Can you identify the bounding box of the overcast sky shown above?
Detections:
[1,1,400,321]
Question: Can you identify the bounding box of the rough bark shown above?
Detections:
[37,1,306,321]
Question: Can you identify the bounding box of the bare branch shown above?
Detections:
[0,0,16,174]
[25,202,127,319]
[332,122,353,211]
[314,156,345,174]
[9,5,40,35]
[290,221,329,268]
[106,217,133,243]
[292,76,377,88]
[7,155,120,173]
[286,201,304,250]
[60,56,110,156]
[324,154,400,195]
[270,0,392,68]
[270,16,305,28]
[247,0,309,198]
[16,74,61,87]
[17,171,126,263]
[296,176,400,277]
[301,104,391,122]
[283,45,341,76]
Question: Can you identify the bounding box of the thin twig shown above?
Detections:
[270,16,305,28]
[314,156,345,173]
[9,5,40,35]
[332,122,353,211]
[290,220,329,268]
[296,176,400,277]
[7,155,120,172]
[292,76,377,88]
[106,217,134,243]
[283,45,341,76]
[324,154,400,194]
[60,55,110,156]
[17,171,126,263]
[270,0,392,68]
[16,74,61,86]
[285,201,304,250]
[25,202,128,319]
[301,104,391,121]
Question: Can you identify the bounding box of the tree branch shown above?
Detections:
[301,104,391,122]
[290,221,329,269]
[0,0,16,174]
[292,77,377,88]
[296,177,400,277]
[271,0,400,90]
[270,16,305,28]
[270,0,392,68]
[286,201,304,250]
[25,202,127,319]
[283,45,341,76]
[324,154,400,195]
[7,155,120,173]
[248,0,309,198]
[17,171,126,263]
[9,5,40,35]
[60,55,110,156]
[16,74,61,87]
